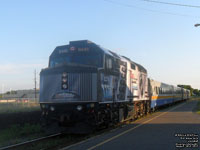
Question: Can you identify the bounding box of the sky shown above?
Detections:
[0,0,200,93]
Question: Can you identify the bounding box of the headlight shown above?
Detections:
[62,72,68,90]
[62,72,67,77]
[41,104,48,109]
[77,105,83,111]
[62,84,68,89]
[50,106,55,111]
[86,103,95,108]
[62,78,67,83]
[41,104,45,109]
[90,103,94,108]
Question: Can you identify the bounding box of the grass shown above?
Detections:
[0,102,40,114]
[0,123,44,147]
[0,102,42,148]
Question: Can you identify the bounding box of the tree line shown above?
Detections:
[178,85,200,96]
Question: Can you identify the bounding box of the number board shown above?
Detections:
[58,47,90,54]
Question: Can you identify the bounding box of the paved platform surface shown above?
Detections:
[61,100,200,150]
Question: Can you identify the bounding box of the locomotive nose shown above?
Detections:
[40,66,98,103]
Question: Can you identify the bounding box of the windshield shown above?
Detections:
[49,53,103,68]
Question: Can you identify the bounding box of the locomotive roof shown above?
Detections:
[50,40,120,59]
[50,40,147,73]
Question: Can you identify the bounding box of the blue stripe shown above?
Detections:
[151,98,174,108]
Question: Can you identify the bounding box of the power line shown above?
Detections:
[102,0,200,18]
[137,0,200,8]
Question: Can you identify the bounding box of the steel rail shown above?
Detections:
[0,133,62,150]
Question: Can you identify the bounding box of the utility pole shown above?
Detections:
[34,70,37,102]
[1,84,4,98]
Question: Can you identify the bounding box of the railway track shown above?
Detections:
[0,121,133,150]
[0,133,62,150]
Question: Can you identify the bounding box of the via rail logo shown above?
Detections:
[70,46,76,51]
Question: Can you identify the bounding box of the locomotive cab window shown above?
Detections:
[49,52,103,68]
[105,55,113,70]
[113,59,120,73]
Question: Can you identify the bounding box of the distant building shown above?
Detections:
[0,89,39,101]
